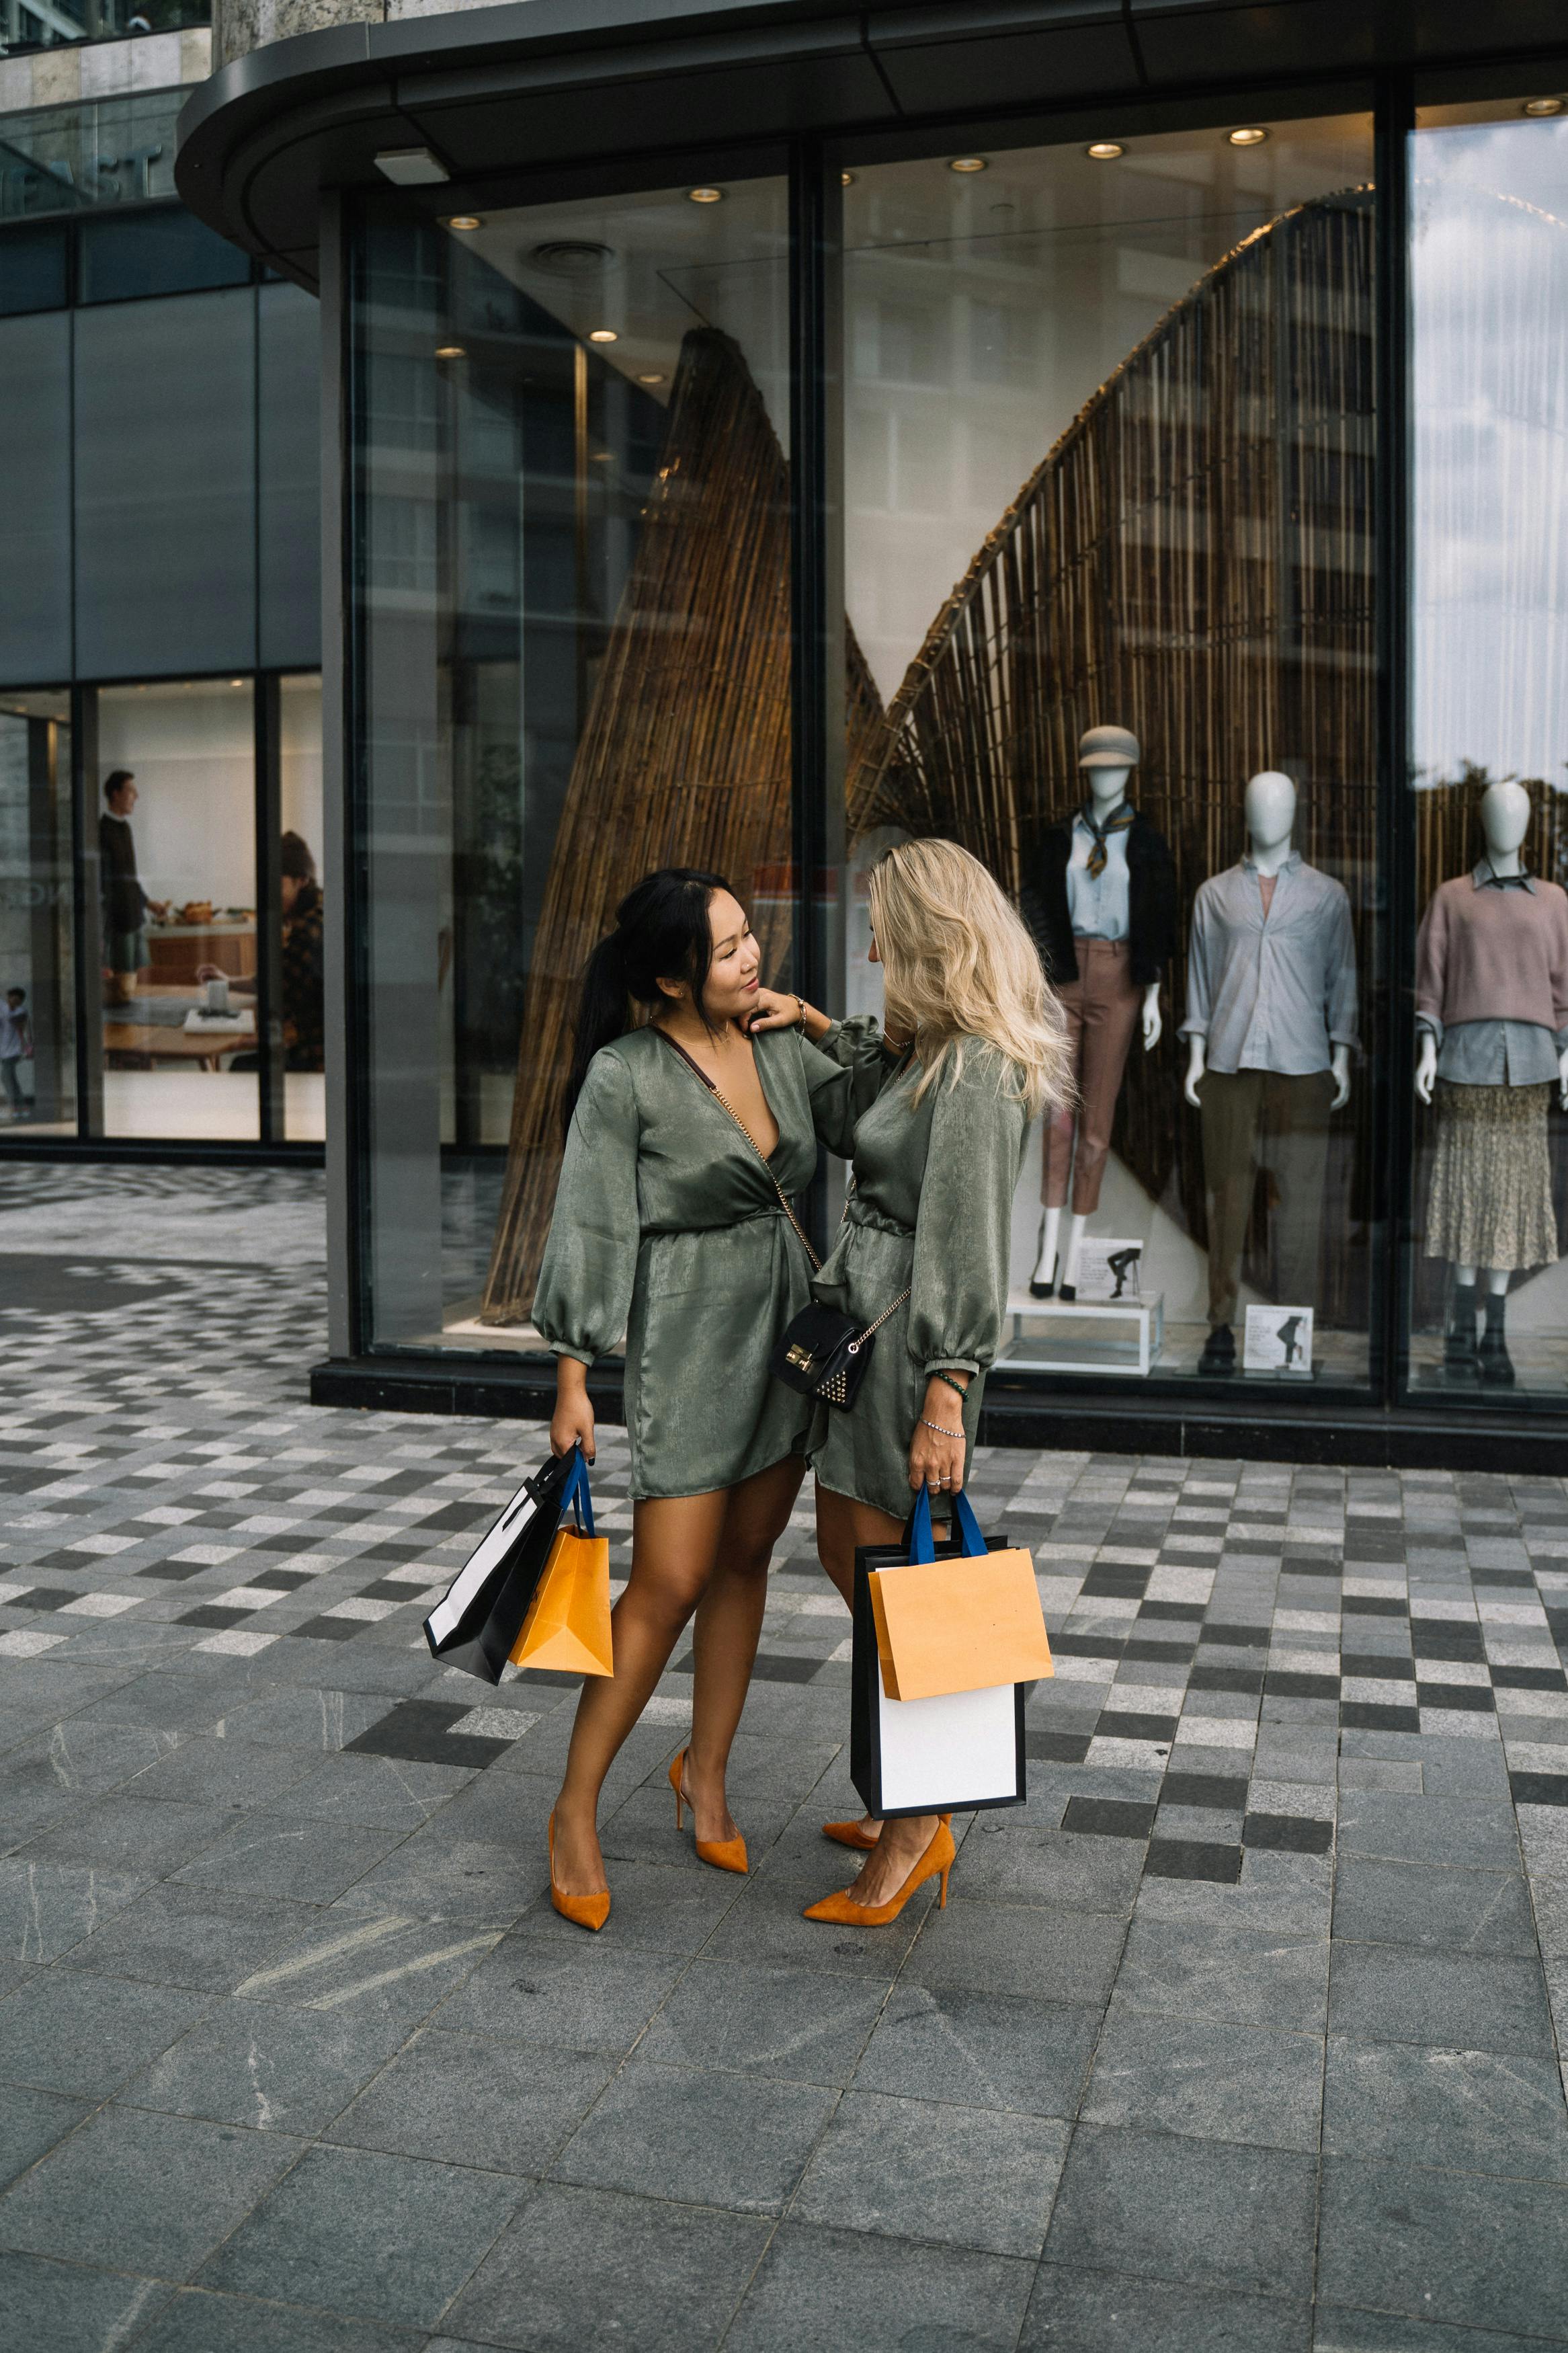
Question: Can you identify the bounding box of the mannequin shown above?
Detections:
[1415,780,1568,1386]
[1181,771,1357,1375]
[1019,725,1176,1299]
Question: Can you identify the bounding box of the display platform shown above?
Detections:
[1000,1291,1165,1378]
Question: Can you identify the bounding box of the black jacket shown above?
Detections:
[1020,809,1177,988]
[99,813,147,935]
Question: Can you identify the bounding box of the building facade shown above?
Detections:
[75,0,1568,1461]
[0,14,323,1153]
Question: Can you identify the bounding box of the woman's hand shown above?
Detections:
[748,988,803,1032]
[907,1377,968,1493]
[550,1359,595,1463]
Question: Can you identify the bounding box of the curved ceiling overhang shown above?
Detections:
[175,0,1568,290]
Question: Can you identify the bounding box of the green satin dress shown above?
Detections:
[807,1039,1030,1523]
[534,1017,886,1501]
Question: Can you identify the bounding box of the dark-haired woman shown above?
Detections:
[534,868,886,1929]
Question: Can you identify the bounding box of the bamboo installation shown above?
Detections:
[850,192,1380,1325]
[480,325,884,1323]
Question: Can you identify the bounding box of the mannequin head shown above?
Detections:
[1480,779,1531,861]
[1079,724,1139,813]
[1244,770,1297,856]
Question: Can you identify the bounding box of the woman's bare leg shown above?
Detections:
[682,1454,806,1843]
[550,1488,729,1898]
[815,1481,940,1903]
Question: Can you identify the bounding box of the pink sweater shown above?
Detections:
[1415,873,1568,1036]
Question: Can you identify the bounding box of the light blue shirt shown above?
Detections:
[1066,807,1131,941]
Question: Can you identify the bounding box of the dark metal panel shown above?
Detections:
[258,280,324,670]
[0,313,72,688]
[254,674,284,1143]
[868,0,1137,114]
[319,190,356,1359]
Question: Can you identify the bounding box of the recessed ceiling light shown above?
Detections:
[1086,141,1124,161]
[591,450,614,463]
[687,187,723,204]
[841,171,856,187]
[1228,126,1269,147]
[636,371,666,385]
[587,327,618,344]
[229,678,245,688]
[1524,96,1565,116]
[435,344,466,360]
[374,147,448,186]
[443,214,483,231]
[949,156,987,174]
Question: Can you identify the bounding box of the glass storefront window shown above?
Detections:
[1410,95,1568,1402]
[842,110,1380,1391]
[351,173,792,1351]
[280,671,325,1142]
[0,686,74,1134]
[93,677,258,1141]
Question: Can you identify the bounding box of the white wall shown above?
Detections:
[97,680,255,914]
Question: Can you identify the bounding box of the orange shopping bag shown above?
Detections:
[868,1488,1052,1702]
[509,1458,613,1677]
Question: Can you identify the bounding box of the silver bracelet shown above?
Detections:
[919,1417,963,1439]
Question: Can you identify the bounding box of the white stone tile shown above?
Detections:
[448,1707,540,1741]
[1414,1659,1490,1687]
[194,1629,280,1657]
[1085,1736,1170,1770]
[1495,1689,1568,1720]
[1274,1610,1338,1634]
[58,1593,141,1618]
[1342,1577,1406,1599]
[1247,1780,1337,1819]
[1348,1679,1418,1707]
[1050,1655,1116,1684]
[641,1696,693,1724]
[169,1545,244,1566]
[1417,1708,1500,1739]
[0,1629,68,1657]
[324,1597,399,1622]
[1476,1601,1549,1626]
[1173,1715,1256,1749]
[1145,1568,1213,1601]
[212,1587,286,1611]
[1409,1597,1477,1621]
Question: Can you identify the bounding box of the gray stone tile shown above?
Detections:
[792,2087,1067,2257]
[1081,2012,1323,2153]
[1021,2262,1311,2352]
[18,1792,239,1876]
[220,1687,402,1750]
[327,2028,610,2172]
[1045,2122,1317,2298]
[1317,2155,1568,2338]
[700,1858,937,1976]
[0,1856,149,1964]
[0,2105,302,2276]
[445,2182,770,2350]
[60,1884,321,1993]
[902,1899,1126,2005]
[199,2143,523,2325]
[120,1735,335,1812]
[431,1929,686,2055]
[0,2251,175,2353]
[727,2221,1034,2352]
[229,1913,504,2032]
[1323,2037,1568,2179]
[122,1995,411,2136]
[1331,1858,1536,1955]
[1327,1944,1555,2059]
[639,1956,888,2085]
[277,1751,477,1830]
[852,1983,1099,2118]
[1314,2306,1563,2352]
[134,2293,425,2353]
[329,1830,542,1924]
[0,1968,211,2096]
[1113,1918,1329,2032]
[950,1823,1147,1913]
[1334,1794,1520,1872]
[0,2083,91,2192]
[171,1812,410,1903]
[554,2058,834,2215]
[511,1853,747,1954]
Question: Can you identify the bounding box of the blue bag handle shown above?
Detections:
[907,1485,985,1564]
[559,1446,595,1538]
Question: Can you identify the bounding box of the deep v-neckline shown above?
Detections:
[655,1025,784,1165]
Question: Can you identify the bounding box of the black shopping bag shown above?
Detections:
[423,1447,575,1681]
[850,1499,1026,1821]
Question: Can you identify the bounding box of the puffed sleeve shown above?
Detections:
[532,1049,641,1364]
[907,1047,1028,1378]
[798,1014,897,1156]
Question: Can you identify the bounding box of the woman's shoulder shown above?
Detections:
[575,1033,649,1112]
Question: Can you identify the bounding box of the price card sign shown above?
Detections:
[1076,1240,1143,1302]
[1244,1305,1314,1375]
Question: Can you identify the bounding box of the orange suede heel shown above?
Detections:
[548,1810,610,1932]
[802,1820,956,1926]
[669,1749,748,1875]
[821,1811,950,1852]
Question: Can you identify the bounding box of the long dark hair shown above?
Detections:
[564,867,731,1133]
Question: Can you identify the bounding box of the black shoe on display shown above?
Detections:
[1198,1324,1236,1376]
[1444,1280,1479,1370]
[1029,1278,1055,1300]
[1479,1296,1516,1386]
[1057,1283,1077,1302]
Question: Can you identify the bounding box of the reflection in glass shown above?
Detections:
[0,688,74,1135]
[1411,102,1568,1397]
[96,678,258,1141]
[352,177,792,1349]
[842,116,1379,1387]
[280,674,325,1142]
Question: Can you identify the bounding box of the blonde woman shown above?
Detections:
[755,838,1069,1924]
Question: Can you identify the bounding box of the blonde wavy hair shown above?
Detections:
[866,838,1071,1119]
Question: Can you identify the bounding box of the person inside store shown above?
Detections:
[0,986,34,1119]
[753,838,1067,1924]
[99,770,168,1006]
[197,832,325,1072]
[533,867,889,1930]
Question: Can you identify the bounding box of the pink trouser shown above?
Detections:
[1041,937,1141,1217]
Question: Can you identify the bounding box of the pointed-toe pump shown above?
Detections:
[548,1810,610,1932]
[803,1819,956,1926]
[669,1749,747,1875]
